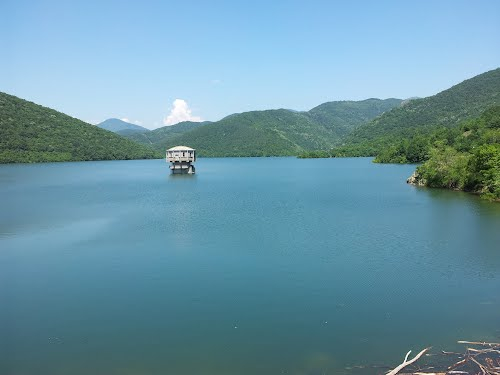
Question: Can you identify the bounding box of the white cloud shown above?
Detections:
[121,118,130,123]
[133,120,142,125]
[163,99,203,126]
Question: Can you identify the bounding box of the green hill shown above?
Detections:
[163,109,336,157]
[308,98,403,137]
[0,92,161,163]
[123,120,210,148]
[126,99,402,157]
[334,68,500,156]
[408,105,500,200]
[97,118,150,134]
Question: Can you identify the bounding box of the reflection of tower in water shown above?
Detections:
[166,146,196,174]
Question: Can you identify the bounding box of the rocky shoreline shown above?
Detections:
[406,170,426,186]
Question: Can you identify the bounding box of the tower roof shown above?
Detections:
[167,146,195,151]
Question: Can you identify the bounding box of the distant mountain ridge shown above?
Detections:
[166,109,337,156]
[121,99,403,157]
[124,120,210,147]
[0,92,161,163]
[299,67,500,158]
[347,68,500,146]
[307,98,403,137]
[4,68,497,163]
[97,118,149,134]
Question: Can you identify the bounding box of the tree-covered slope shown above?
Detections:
[127,99,402,157]
[308,98,403,137]
[408,106,500,201]
[123,120,210,148]
[161,109,336,157]
[300,68,500,158]
[97,118,149,133]
[347,68,500,145]
[0,92,161,163]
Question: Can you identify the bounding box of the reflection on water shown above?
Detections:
[168,173,198,180]
[1,158,499,375]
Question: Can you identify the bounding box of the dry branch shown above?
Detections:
[386,348,430,375]
[348,338,500,375]
[458,341,500,347]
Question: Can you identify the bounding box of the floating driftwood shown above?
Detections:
[348,340,500,375]
[396,341,499,375]
[386,348,431,375]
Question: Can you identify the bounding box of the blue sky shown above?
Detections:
[1,0,499,129]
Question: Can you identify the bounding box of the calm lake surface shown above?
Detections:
[1,157,499,375]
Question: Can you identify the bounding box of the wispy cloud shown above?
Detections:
[163,99,203,126]
[211,79,222,85]
[120,118,130,123]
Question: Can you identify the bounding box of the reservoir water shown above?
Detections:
[1,157,499,374]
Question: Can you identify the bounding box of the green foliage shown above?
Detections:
[416,142,471,190]
[412,106,500,200]
[465,144,500,200]
[0,92,162,163]
[297,150,332,158]
[121,99,402,157]
[373,133,434,163]
[356,68,500,141]
[307,68,500,158]
[307,98,403,138]
[123,121,209,148]
[167,109,329,157]
[300,101,500,200]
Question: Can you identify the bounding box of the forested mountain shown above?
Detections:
[300,68,500,158]
[356,68,499,138]
[343,68,499,155]
[123,120,210,148]
[308,98,402,137]
[0,92,161,163]
[162,109,336,157]
[123,99,402,157]
[97,118,150,134]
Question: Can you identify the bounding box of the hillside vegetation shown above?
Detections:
[0,92,161,163]
[125,121,210,149]
[308,98,402,137]
[123,99,402,157]
[162,109,336,157]
[356,68,500,139]
[408,106,500,201]
[300,68,500,158]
